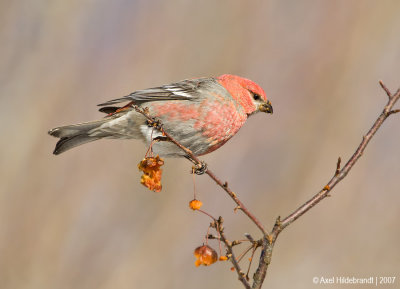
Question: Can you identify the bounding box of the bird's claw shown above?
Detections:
[193,161,208,175]
[146,118,163,130]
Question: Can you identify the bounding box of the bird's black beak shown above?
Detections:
[259,100,273,114]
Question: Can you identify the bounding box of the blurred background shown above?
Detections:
[1,1,399,288]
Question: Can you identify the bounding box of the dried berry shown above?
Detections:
[138,155,164,192]
[194,245,218,267]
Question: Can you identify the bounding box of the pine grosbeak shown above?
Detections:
[49,74,273,157]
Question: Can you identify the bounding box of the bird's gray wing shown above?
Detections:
[97,77,215,107]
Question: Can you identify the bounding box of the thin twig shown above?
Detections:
[216,217,252,289]
[335,157,341,176]
[379,80,392,98]
[277,83,400,232]
[205,171,266,235]
[251,82,400,289]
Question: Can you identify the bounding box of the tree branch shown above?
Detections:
[216,217,252,289]
[251,82,400,289]
[276,82,399,233]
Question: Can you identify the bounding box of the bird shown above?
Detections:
[49,74,273,158]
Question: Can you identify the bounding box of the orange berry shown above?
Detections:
[193,245,217,267]
[137,155,164,192]
[189,199,203,210]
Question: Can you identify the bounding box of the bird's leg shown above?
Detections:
[185,155,208,175]
[146,118,163,130]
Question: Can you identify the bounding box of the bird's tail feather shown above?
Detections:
[52,134,100,155]
[49,119,108,155]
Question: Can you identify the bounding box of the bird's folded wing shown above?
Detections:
[97,77,214,106]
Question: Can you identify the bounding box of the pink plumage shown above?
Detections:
[49,74,273,157]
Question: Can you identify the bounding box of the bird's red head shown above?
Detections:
[217,74,272,115]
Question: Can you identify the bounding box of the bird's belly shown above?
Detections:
[141,100,247,157]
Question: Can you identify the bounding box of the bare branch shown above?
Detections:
[387,109,400,116]
[379,80,392,98]
[205,171,267,235]
[335,157,341,176]
[216,217,252,289]
[250,82,400,289]
[277,83,400,232]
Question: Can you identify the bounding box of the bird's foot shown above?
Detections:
[193,161,208,175]
[146,118,163,130]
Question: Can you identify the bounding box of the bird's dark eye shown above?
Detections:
[252,92,261,101]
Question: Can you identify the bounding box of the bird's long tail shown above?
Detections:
[48,119,109,155]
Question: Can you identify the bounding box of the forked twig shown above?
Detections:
[252,82,400,289]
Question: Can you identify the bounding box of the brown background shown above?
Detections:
[1,1,399,288]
